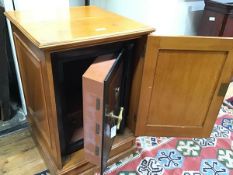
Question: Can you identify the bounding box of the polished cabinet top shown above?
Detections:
[5,6,154,50]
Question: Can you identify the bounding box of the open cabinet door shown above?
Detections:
[83,53,124,173]
[136,36,233,138]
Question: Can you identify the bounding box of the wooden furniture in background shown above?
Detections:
[5,6,233,175]
[198,0,233,37]
[85,0,90,6]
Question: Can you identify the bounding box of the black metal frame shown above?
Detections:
[51,41,128,157]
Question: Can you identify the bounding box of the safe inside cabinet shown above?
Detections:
[5,6,233,175]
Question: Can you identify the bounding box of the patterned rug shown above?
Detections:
[35,103,233,175]
[35,170,49,175]
[104,103,233,175]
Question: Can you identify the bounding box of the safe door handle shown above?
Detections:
[106,107,124,130]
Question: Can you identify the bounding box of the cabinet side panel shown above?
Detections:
[12,24,63,169]
[13,33,51,149]
[13,29,63,171]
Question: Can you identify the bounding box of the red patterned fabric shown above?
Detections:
[105,104,233,175]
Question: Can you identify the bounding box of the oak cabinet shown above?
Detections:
[5,6,233,175]
[136,36,233,138]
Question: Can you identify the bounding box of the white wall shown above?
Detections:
[90,0,204,35]
[12,0,84,10]
[10,0,233,35]
[90,0,233,35]
[69,0,84,6]
[13,0,69,10]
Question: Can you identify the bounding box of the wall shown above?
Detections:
[10,0,84,10]
[13,0,68,10]
[90,0,232,35]
[0,0,3,6]
[69,0,84,6]
[9,0,233,35]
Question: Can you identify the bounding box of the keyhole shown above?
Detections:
[115,87,120,100]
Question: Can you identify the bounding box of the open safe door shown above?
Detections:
[136,36,233,138]
[83,52,124,173]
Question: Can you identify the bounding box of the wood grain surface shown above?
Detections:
[0,129,47,175]
[5,6,154,50]
[136,36,233,137]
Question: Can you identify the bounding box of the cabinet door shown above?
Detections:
[83,53,123,173]
[198,10,224,36]
[136,36,233,138]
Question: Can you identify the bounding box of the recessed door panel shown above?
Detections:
[147,50,225,127]
[14,34,51,149]
[136,36,233,138]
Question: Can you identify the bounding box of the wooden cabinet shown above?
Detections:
[198,0,233,36]
[14,33,51,149]
[5,6,233,175]
[222,12,233,36]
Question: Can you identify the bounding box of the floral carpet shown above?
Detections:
[104,103,233,175]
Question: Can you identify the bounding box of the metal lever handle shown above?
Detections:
[106,107,124,130]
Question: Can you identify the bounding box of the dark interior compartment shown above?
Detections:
[51,41,135,157]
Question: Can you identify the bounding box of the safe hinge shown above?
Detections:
[96,123,100,134]
[95,146,100,156]
[96,98,100,110]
